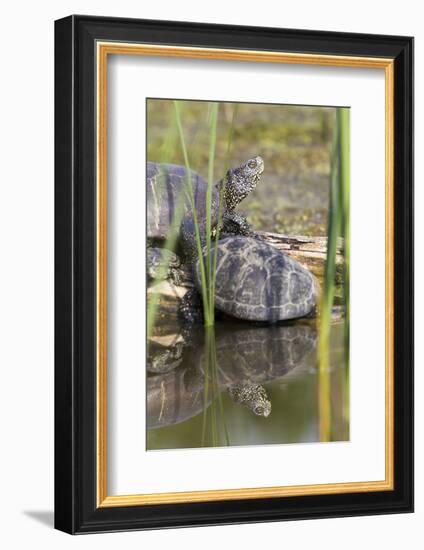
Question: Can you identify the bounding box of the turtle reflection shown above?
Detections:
[147,323,317,429]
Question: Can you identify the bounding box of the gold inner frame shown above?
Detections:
[96,42,394,508]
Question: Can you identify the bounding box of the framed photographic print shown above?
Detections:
[54,15,413,534]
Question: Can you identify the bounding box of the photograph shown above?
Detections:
[146,99,350,450]
[52,15,413,533]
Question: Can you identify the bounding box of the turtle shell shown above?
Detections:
[213,323,316,384]
[194,236,318,322]
[146,323,316,428]
[147,366,212,429]
[192,323,317,386]
[147,162,220,240]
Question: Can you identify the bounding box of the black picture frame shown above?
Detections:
[55,14,414,534]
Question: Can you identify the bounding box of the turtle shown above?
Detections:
[181,236,319,323]
[227,385,271,417]
[147,339,186,375]
[146,157,264,272]
[147,364,213,429]
[146,323,317,429]
[187,323,317,393]
[210,323,317,382]
[147,247,182,286]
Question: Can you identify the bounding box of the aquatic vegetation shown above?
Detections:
[318,107,350,442]
[212,104,238,310]
[174,100,213,325]
[201,326,230,447]
[339,109,350,426]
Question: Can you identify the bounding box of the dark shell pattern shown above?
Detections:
[195,236,318,322]
[147,366,210,429]
[147,162,220,240]
[197,323,317,386]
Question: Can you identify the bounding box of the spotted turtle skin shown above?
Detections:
[146,157,264,251]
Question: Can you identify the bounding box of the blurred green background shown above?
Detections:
[147,100,336,236]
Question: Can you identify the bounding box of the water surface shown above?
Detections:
[147,320,348,450]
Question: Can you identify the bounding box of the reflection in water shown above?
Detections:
[228,384,271,418]
[147,321,348,450]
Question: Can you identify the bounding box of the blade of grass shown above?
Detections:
[211,104,239,308]
[211,331,230,446]
[174,101,212,325]
[205,103,219,323]
[318,108,343,442]
[339,108,350,426]
[201,331,211,447]
[209,329,219,446]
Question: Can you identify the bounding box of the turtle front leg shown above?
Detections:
[179,288,204,324]
[221,211,254,237]
[169,267,183,286]
[221,212,267,242]
[147,247,183,284]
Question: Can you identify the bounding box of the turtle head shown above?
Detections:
[228,383,271,418]
[222,156,264,210]
[246,384,271,417]
[253,397,272,418]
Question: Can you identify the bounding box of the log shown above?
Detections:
[256,231,344,286]
[147,232,345,326]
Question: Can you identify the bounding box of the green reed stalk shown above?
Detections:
[339,108,350,425]
[211,104,239,309]
[318,108,344,442]
[174,101,212,325]
[201,331,211,446]
[200,326,230,447]
[212,332,230,446]
[201,327,216,447]
[205,103,219,324]
[209,333,219,446]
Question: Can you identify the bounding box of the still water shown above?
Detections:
[147,320,348,450]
